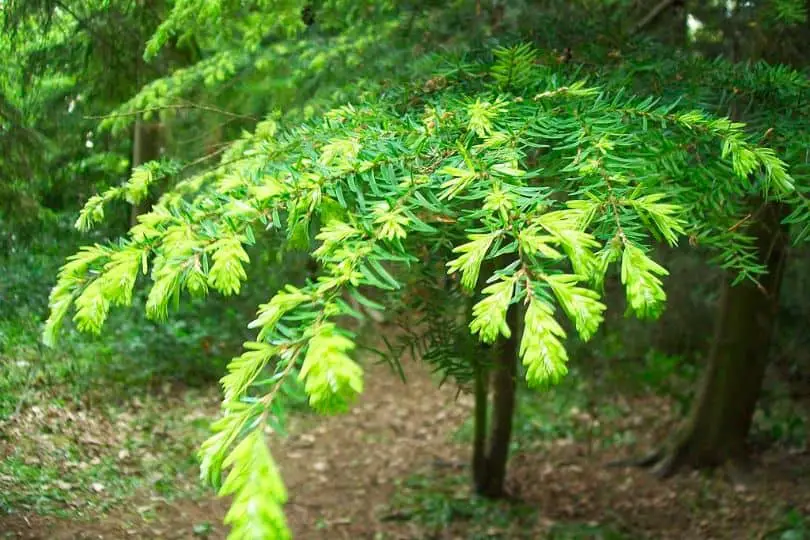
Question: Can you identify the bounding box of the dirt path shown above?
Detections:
[1,358,472,539]
[281,359,471,539]
[3,353,809,539]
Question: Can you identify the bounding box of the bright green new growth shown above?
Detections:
[44,45,795,538]
[470,276,516,344]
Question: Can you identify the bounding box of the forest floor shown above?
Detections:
[2,348,810,539]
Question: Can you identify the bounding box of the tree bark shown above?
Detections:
[130,116,162,225]
[472,362,489,492]
[474,304,519,498]
[635,0,687,47]
[650,202,789,476]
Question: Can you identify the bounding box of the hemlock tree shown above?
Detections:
[606,1,810,474]
[44,40,802,537]
[664,0,810,475]
[511,0,810,474]
[536,40,810,474]
[0,90,46,233]
[632,59,809,476]
[57,1,498,230]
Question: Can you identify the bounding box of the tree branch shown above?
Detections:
[633,0,677,35]
[85,102,259,122]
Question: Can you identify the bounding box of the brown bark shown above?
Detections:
[473,304,519,498]
[651,202,789,476]
[130,117,163,225]
[472,362,489,491]
[635,0,687,47]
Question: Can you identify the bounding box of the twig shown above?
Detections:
[727,213,752,232]
[181,152,254,178]
[86,102,258,122]
[633,0,677,35]
[175,118,240,147]
[176,145,231,174]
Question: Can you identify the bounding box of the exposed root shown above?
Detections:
[607,439,691,478]
[609,436,756,483]
[649,450,684,478]
[605,449,663,469]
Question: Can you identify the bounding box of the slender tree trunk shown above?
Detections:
[636,0,687,47]
[473,304,519,498]
[651,202,789,475]
[130,117,145,226]
[472,362,489,491]
[130,116,162,225]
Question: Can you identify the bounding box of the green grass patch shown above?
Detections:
[763,508,810,539]
[0,387,217,517]
[386,471,631,539]
[387,471,539,537]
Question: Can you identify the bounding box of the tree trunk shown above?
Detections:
[130,116,162,225]
[473,304,519,498]
[636,0,687,47]
[472,362,489,492]
[651,202,789,476]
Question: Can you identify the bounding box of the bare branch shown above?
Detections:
[633,0,677,35]
[86,102,259,122]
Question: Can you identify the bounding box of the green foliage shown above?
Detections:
[469,276,515,344]
[621,243,668,319]
[753,386,809,450]
[1,0,180,238]
[1,225,310,416]
[74,161,179,233]
[769,0,809,24]
[220,431,290,540]
[447,233,498,290]
[97,1,461,139]
[765,509,810,540]
[0,236,251,518]
[520,296,570,387]
[144,0,307,60]
[3,2,809,534]
[299,323,364,412]
[491,43,538,91]
[388,472,541,537]
[387,471,630,539]
[43,38,805,537]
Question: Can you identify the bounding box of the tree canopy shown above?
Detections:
[3,0,809,538]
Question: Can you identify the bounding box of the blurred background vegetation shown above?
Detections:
[1,1,810,538]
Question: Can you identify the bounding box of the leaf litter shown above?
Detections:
[1,353,808,539]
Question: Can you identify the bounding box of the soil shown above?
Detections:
[2,356,809,539]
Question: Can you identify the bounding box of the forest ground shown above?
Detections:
[1,338,809,539]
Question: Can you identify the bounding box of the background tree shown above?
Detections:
[623,0,810,474]
[0,0,189,232]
